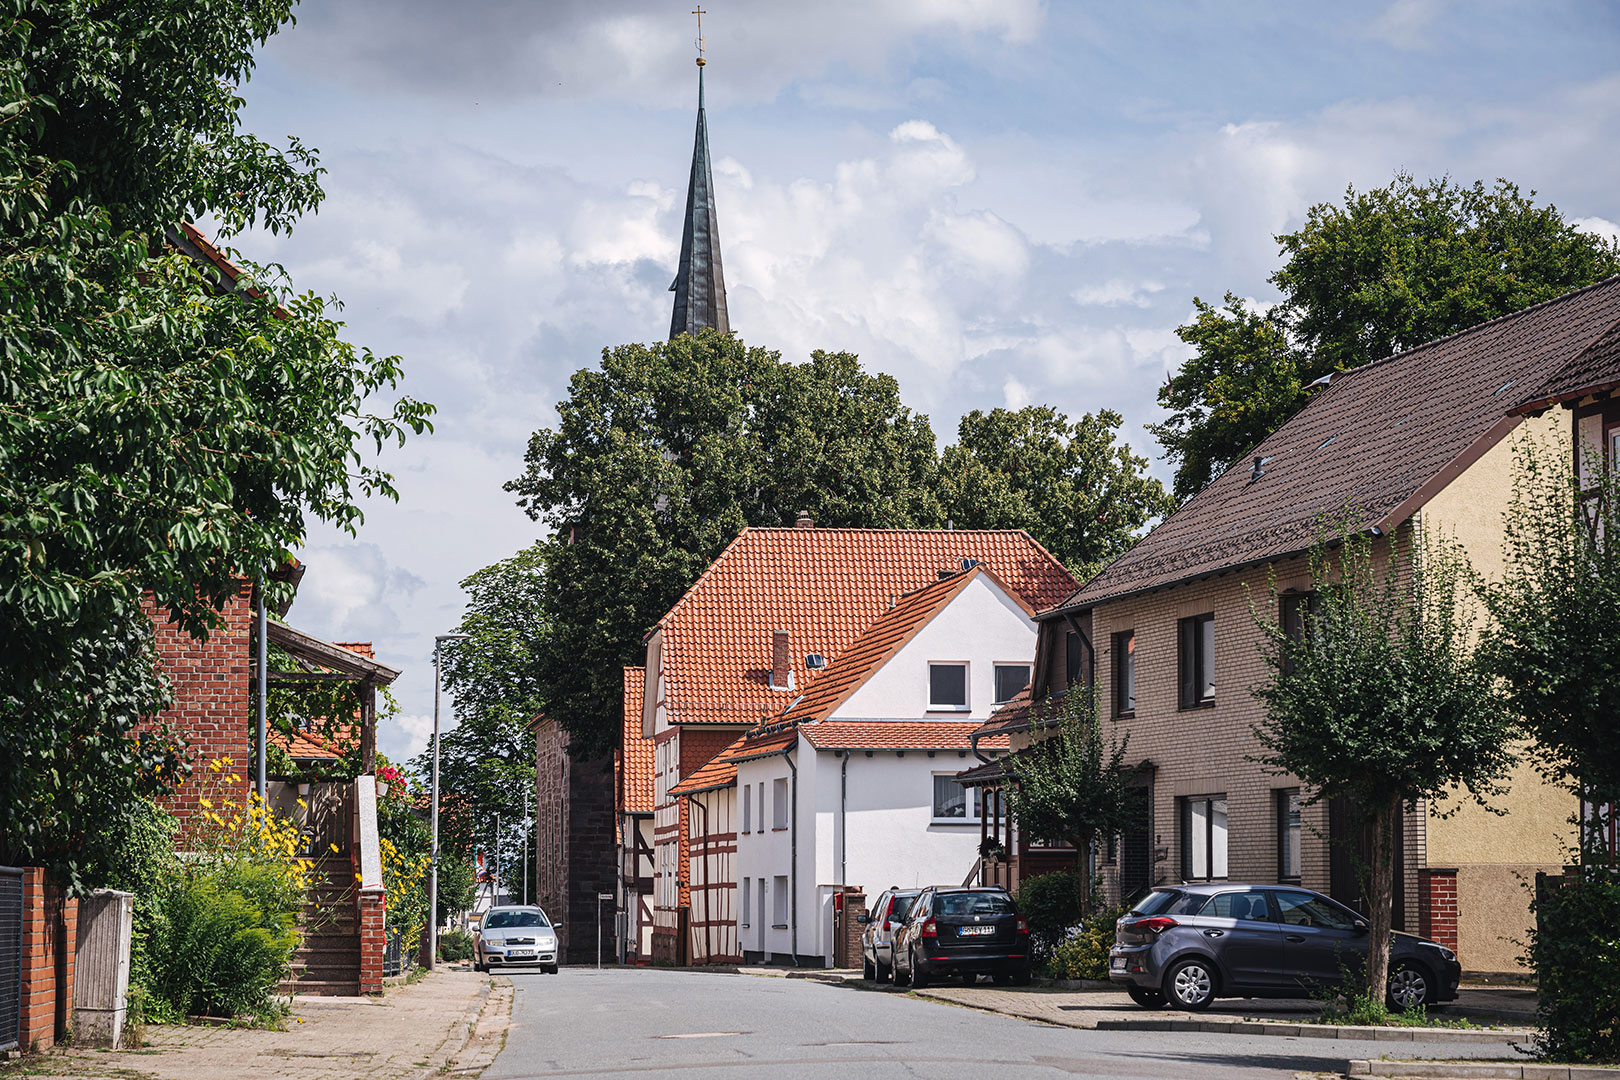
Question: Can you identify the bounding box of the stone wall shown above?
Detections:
[534,718,617,965]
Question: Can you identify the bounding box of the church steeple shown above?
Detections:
[668,24,729,340]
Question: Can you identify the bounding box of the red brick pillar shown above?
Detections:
[358,889,385,994]
[841,891,866,971]
[1418,867,1459,960]
[18,868,77,1052]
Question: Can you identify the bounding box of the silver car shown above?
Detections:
[859,888,919,983]
[474,906,559,973]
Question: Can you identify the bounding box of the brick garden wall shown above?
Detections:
[357,889,384,994]
[1419,867,1460,957]
[18,868,77,1052]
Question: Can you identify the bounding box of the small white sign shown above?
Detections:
[598,892,614,900]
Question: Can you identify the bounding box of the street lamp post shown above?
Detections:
[428,632,470,971]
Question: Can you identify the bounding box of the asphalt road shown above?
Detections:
[488,967,1520,1080]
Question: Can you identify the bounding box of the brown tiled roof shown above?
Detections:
[667,751,738,796]
[1516,319,1620,414]
[953,757,1010,786]
[656,529,1075,727]
[1062,277,1620,610]
[620,667,653,814]
[967,684,1048,739]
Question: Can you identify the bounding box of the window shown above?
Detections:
[1113,630,1136,715]
[1178,614,1215,708]
[1199,890,1274,922]
[1277,789,1302,882]
[741,878,751,927]
[742,783,752,834]
[772,875,789,927]
[772,777,789,830]
[1066,631,1084,688]
[993,664,1030,704]
[1181,796,1228,880]
[1275,889,1358,931]
[931,775,983,822]
[929,662,968,709]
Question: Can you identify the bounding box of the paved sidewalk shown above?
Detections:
[8,967,505,1080]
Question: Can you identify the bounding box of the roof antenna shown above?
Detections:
[692,6,707,67]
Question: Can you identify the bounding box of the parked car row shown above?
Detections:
[861,881,1462,1013]
[860,886,1033,988]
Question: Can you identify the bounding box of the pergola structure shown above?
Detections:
[261,619,401,772]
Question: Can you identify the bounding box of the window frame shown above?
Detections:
[771,777,789,831]
[1276,788,1302,883]
[930,773,983,824]
[772,874,789,928]
[992,662,1031,705]
[928,661,970,712]
[742,782,751,834]
[740,877,751,928]
[1178,613,1216,709]
[1180,794,1229,881]
[1113,630,1136,717]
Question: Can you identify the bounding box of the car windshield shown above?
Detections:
[484,910,549,929]
[890,895,916,922]
[935,892,1014,917]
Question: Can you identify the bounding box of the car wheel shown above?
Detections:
[910,951,931,990]
[544,965,559,975]
[893,955,911,987]
[1012,965,1032,987]
[876,957,892,984]
[992,972,1013,986]
[474,961,487,973]
[1127,986,1167,1009]
[863,955,875,980]
[1165,958,1217,1011]
[1386,961,1433,1011]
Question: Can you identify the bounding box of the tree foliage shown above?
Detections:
[940,406,1174,580]
[1481,440,1620,856]
[1006,687,1135,917]
[1252,527,1517,1000]
[420,545,549,891]
[506,331,943,757]
[1152,175,1620,500]
[0,1,431,887]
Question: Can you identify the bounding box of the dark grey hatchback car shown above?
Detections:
[1108,884,1461,1011]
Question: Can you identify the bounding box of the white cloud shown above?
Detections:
[1370,0,1450,51]
[1574,215,1620,246]
[1073,278,1166,308]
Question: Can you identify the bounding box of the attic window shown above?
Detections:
[929,663,969,711]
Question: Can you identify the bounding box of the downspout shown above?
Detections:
[785,742,799,967]
[839,752,849,886]
[255,572,268,801]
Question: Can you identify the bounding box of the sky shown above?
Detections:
[234,0,1620,764]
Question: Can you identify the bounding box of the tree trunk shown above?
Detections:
[1075,829,1094,918]
[1364,795,1401,1005]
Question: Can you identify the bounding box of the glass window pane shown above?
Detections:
[1200,617,1216,698]
[1190,799,1209,879]
[1275,890,1356,931]
[994,664,1030,704]
[934,775,966,818]
[1211,798,1228,877]
[930,663,967,707]
[1201,891,1273,922]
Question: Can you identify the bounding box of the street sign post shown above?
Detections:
[597,892,613,970]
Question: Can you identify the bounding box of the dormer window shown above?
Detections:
[993,664,1030,705]
[929,662,969,711]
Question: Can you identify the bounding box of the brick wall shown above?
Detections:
[18,868,77,1052]
[533,718,617,965]
[144,587,255,832]
[1418,868,1459,957]
[357,889,384,994]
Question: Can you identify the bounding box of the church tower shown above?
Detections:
[668,23,729,339]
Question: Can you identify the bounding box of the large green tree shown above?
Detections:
[1152,175,1620,500]
[1253,529,1517,1009]
[940,405,1174,580]
[418,545,548,893]
[505,331,943,758]
[0,1,432,889]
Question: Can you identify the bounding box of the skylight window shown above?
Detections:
[1317,435,1337,451]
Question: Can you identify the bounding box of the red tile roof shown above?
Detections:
[1063,277,1620,610]
[620,667,653,814]
[655,528,1075,728]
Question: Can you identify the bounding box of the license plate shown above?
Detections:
[507,950,534,958]
[1111,956,1127,970]
[959,925,995,936]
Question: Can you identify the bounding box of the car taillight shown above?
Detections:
[921,917,937,938]
[1130,916,1178,935]
[883,920,892,932]
[1016,915,1030,935]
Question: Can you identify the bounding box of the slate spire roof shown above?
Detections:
[669,65,729,340]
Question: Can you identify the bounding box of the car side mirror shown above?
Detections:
[1353,920,1369,934]
[855,915,870,924]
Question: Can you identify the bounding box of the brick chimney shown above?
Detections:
[771,630,792,690]
[794,509,814,529]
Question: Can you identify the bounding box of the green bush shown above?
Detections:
[1016,871,1086,964]
[1046,906,1124,981]
[147,864,300,1021]
[439,929,474,962]
[1529,871,1620,1064]
[83,798,179,1018]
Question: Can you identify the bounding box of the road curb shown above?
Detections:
[1347,1059,1620,1078]
[1093,1018,1531,1043]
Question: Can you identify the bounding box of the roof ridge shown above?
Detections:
[1334,274,1620,381]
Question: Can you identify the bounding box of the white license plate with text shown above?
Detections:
[959,925,995,936]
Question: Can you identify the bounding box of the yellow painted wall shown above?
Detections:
[1421,409,1575,972]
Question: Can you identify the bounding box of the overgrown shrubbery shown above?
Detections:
[1046,906,1124,981]
[439,930,474,962]
[1016,872,1087,965]
[1529,870,1620,1064]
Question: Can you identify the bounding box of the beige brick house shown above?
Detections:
[965,277,1620,975]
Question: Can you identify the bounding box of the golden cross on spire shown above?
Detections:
[692,7,707,67]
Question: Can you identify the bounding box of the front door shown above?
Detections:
[1274,889,1367,992]
[1190,889,1286,990]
